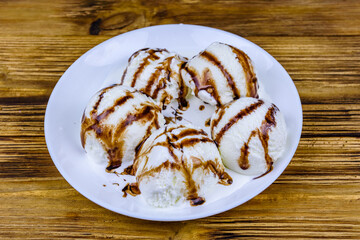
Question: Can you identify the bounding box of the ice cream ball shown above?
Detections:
[80,84,165,172]
[132,123,232,207]
[121,48,189,109]
[181,42,260,106]
[211,97,287,176]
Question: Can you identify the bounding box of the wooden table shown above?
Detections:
[1,1,359,239]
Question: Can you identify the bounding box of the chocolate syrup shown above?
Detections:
[122,183,141,197]
[129,49,163,87]
[214,100,264,144]
[230,46,258,98]
[121,164,135,176]
[201,51,240,98]
[205,118,211,127]
[81,86,162,172]
[190,197,205,206]
[133,125,233,206]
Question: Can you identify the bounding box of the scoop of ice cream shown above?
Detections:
[211,97,287,176]
[80,85,165,172]
[181,42,259,106]
[132,123,232,207]
[121,48,189,109]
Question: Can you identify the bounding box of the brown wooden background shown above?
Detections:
[1,0,359,239]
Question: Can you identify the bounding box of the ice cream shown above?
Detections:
[121,48,189,109]
[131,123,232,207]
[181,42,259,106]
[80,84,165,172]
[211,97,287,176]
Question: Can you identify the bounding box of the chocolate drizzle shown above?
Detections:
[183,66,221,105]
[121,48,189,110]
[136,160,180,180]
[121,49,148,85]
[183,43,259,105]
[96,95,133,122]
[129,49,165,87]
[254,165,273,179]
[133,125,232,206]
[120,48,155,85]
[122,183,141,197]
[179,137,213,147]
[214,100,264,144]
[129,48,150,62]
[238,104,278,172]
[177,72,189,110]
[230,45,258,98]
[190,197,205,206]
[258,105,278,169]
[164,116,175,124]
[201,51,240,99]
[81,86,132,148]
[210,102,235,134]
[219,172,233,185]
[213,99,278,177]
[239,130,257,170]
[205,118,211,127]
[173,128,207,140]
[145,56,173,101]
[121,164,135,176]
[80,85,162,172]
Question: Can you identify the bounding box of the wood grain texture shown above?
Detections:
[0,0,359,239]
[1,0,360,36]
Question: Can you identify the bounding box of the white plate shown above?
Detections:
[44,24,302,221]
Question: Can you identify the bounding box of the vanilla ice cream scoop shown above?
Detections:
[80,85,165,172]
[121,48,189,109]
[181,42,259,106]
[131,123,232,207]
[211,97,287,176]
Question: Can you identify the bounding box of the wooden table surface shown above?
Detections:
[1,0,359,239]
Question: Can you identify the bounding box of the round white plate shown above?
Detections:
[44,24,302,221]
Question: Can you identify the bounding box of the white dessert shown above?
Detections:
[80,85,165,172]
[181,42,260,106]
[131,123,232,207]
[79,42,290,209]
[121,48,188,109]
[211,97,287,176]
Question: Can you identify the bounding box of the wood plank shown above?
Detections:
[0,179,359,239]
[1,36,359,104]
[0,0,359,37]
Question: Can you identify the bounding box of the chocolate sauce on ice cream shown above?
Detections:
[181,42,259,106]
[121,48,190,110]
[79,42,287,209]
[132,124,232,207]
[211,98,286,176]
[81,85,165,172]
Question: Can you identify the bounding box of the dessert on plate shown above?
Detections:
[80,84,165,172]
[181,42,259,106]
[121,48,189,109]
[79,42,288,208]
[130,123,232,207]
[210,97,287,176]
